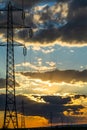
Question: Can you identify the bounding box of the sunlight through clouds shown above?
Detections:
[15,72,87,98]
[15,61,56,72]
[0,0,87,128]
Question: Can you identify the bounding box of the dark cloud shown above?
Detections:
[12,0,40,8]
[61,0,87,44]
[37,0,87,45]
[0,94,67,116]
[67,0,87,20]
[74,95,86,99]
[1,0,87,46]
[69,0,87,10]
[0,78,5,88]
[21,69,87,83]
[15,0,87,46]
[0,0,68,45]
[17,94,84,121]
[33,28,60,43]
[16,95,65,117]
[58,0,69,2]
[0,0,66,46]
[59,18,87,44]
[0,94,5,110]
[0,94,85,124]
[13,0,58,8]
[0,94,84,124]
[0,78,19,88]
[42,96,71,105]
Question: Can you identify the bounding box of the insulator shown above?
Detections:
[22,11,25,20]
[23,46,27,56]
[29,28,33,38]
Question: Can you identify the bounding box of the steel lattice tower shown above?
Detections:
[3,2,18,128]
[21,100,25,128]
[0,1,33,128]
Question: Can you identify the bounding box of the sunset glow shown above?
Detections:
[0,0,87,129]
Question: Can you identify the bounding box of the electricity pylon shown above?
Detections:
[21,100,25,128]
[0,1,33,128]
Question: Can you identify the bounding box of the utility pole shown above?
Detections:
[0,1,33,128]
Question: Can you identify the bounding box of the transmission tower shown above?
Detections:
[21,100,25,128]
[0,0,33,128]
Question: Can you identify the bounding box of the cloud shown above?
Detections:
[0,94,85,124]
[21,69,87,83]
[16,94,84,122]
[42,96,71,105]
[13,71,87,96]
[41,48,54,54]
[59,0,87,45]
[13,0,87,47]
[0,78,20,89]
[0,79,5,88]
[46,62,56,67]
[14,1,69,45]
[12,0,41,8]
[0,0,69,46]
[0,94,69,115]
[16,61,56,72]
[0,0,87,46]
[1,0,87,47]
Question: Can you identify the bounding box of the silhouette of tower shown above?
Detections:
[3,2,18,128]
[50,112,53,127]
[21,100,25,128]
[0,1,33,128]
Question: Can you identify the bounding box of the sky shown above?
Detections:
[0,0,87,128]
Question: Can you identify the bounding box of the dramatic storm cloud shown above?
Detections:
[0,94,84,124]
[59,0,87,45]
[1,0,87,46]
[13,0,87,46]
[0,0,68,46]
[0,0,86,47]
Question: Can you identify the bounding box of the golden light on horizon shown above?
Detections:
[25,116,49,128]
[0,111,49,128]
